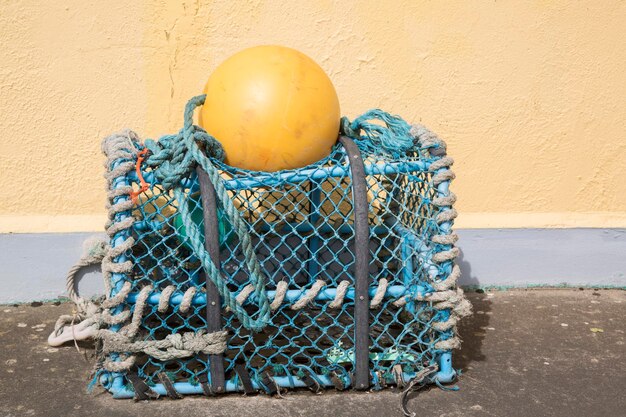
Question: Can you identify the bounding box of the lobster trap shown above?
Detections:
[94,96,470,399]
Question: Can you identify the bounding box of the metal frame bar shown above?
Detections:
[337,136,371,390]
[196,166,226,393]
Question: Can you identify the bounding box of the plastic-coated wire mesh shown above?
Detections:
[99,129,460,398]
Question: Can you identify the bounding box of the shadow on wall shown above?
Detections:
[457,248,479,289]
[454,249,491,371]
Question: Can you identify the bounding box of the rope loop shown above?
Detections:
[142,95,271,331]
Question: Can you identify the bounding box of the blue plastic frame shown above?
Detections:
[101,147,458,397]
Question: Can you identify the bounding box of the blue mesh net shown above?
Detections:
[97,97,466,398]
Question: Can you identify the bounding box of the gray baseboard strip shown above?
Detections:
[0,229,624,304]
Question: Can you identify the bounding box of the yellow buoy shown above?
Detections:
[199,45,340,172]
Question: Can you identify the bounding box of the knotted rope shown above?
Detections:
[52,130,230,373]
[142,95,271,332]
[100,330,227,361]
[411,123,471,350]
[340,110,414,153]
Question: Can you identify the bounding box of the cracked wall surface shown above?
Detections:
[1,0,625,232]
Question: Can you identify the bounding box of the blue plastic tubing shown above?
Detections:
[126,284,419,306]
[433,164,455,380]
[106,157,135,393]
[128,160,429,191]
[108,369,455,398]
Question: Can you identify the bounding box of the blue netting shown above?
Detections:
[97,97,464,398]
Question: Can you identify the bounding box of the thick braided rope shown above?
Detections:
[99,330,227,362]
[175,188,270,331]
[62,281,225,371]
[179,105,271,330]
[101,131,139,296]
[62,271,457,366]
[102,353,136,372]
[63,282,225,371]
[59,235,110,321]
[290,280,326,310]
[100,131,140,341]
[68,133,143,372]
[53,131,228,372]
[270,281,289,310]
[54,132,139,336]
[328,281,350,309]
[223,277,392,311]
[137,96,271,331]
[410,124,471,350]
[340,110,414,153]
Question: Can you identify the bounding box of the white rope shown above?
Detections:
[290,280,326,310]
[410,123,472,348]
[270,281,289,311]
[158,286,176,313]
[328,280,350,309]
[179,286,197,313]
[99,329,227,362]
[369,278,388,309]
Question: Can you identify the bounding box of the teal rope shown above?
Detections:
[141,99,418,331]
[144,95,271,331]
[340,109,414,152]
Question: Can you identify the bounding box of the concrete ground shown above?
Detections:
[0,289,624,417]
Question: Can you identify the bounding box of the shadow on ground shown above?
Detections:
[1,288,624,417]
[456,249,491,370]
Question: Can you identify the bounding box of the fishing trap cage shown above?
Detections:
[88,95,470,399]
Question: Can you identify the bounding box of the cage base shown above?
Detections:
[106,369,456,399]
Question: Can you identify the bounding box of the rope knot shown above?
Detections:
[340,110,414,153]
[340,116,359,138]
[142,95,225,191]
[166,333,184,350]
[143,124,225,190]
[81,236,109,263]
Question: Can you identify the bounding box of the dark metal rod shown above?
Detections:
[338,136,371,390]
[195,166,226,394]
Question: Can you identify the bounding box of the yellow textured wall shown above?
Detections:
[1,0,625,233]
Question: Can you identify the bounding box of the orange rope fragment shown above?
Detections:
[130,149,149,203]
